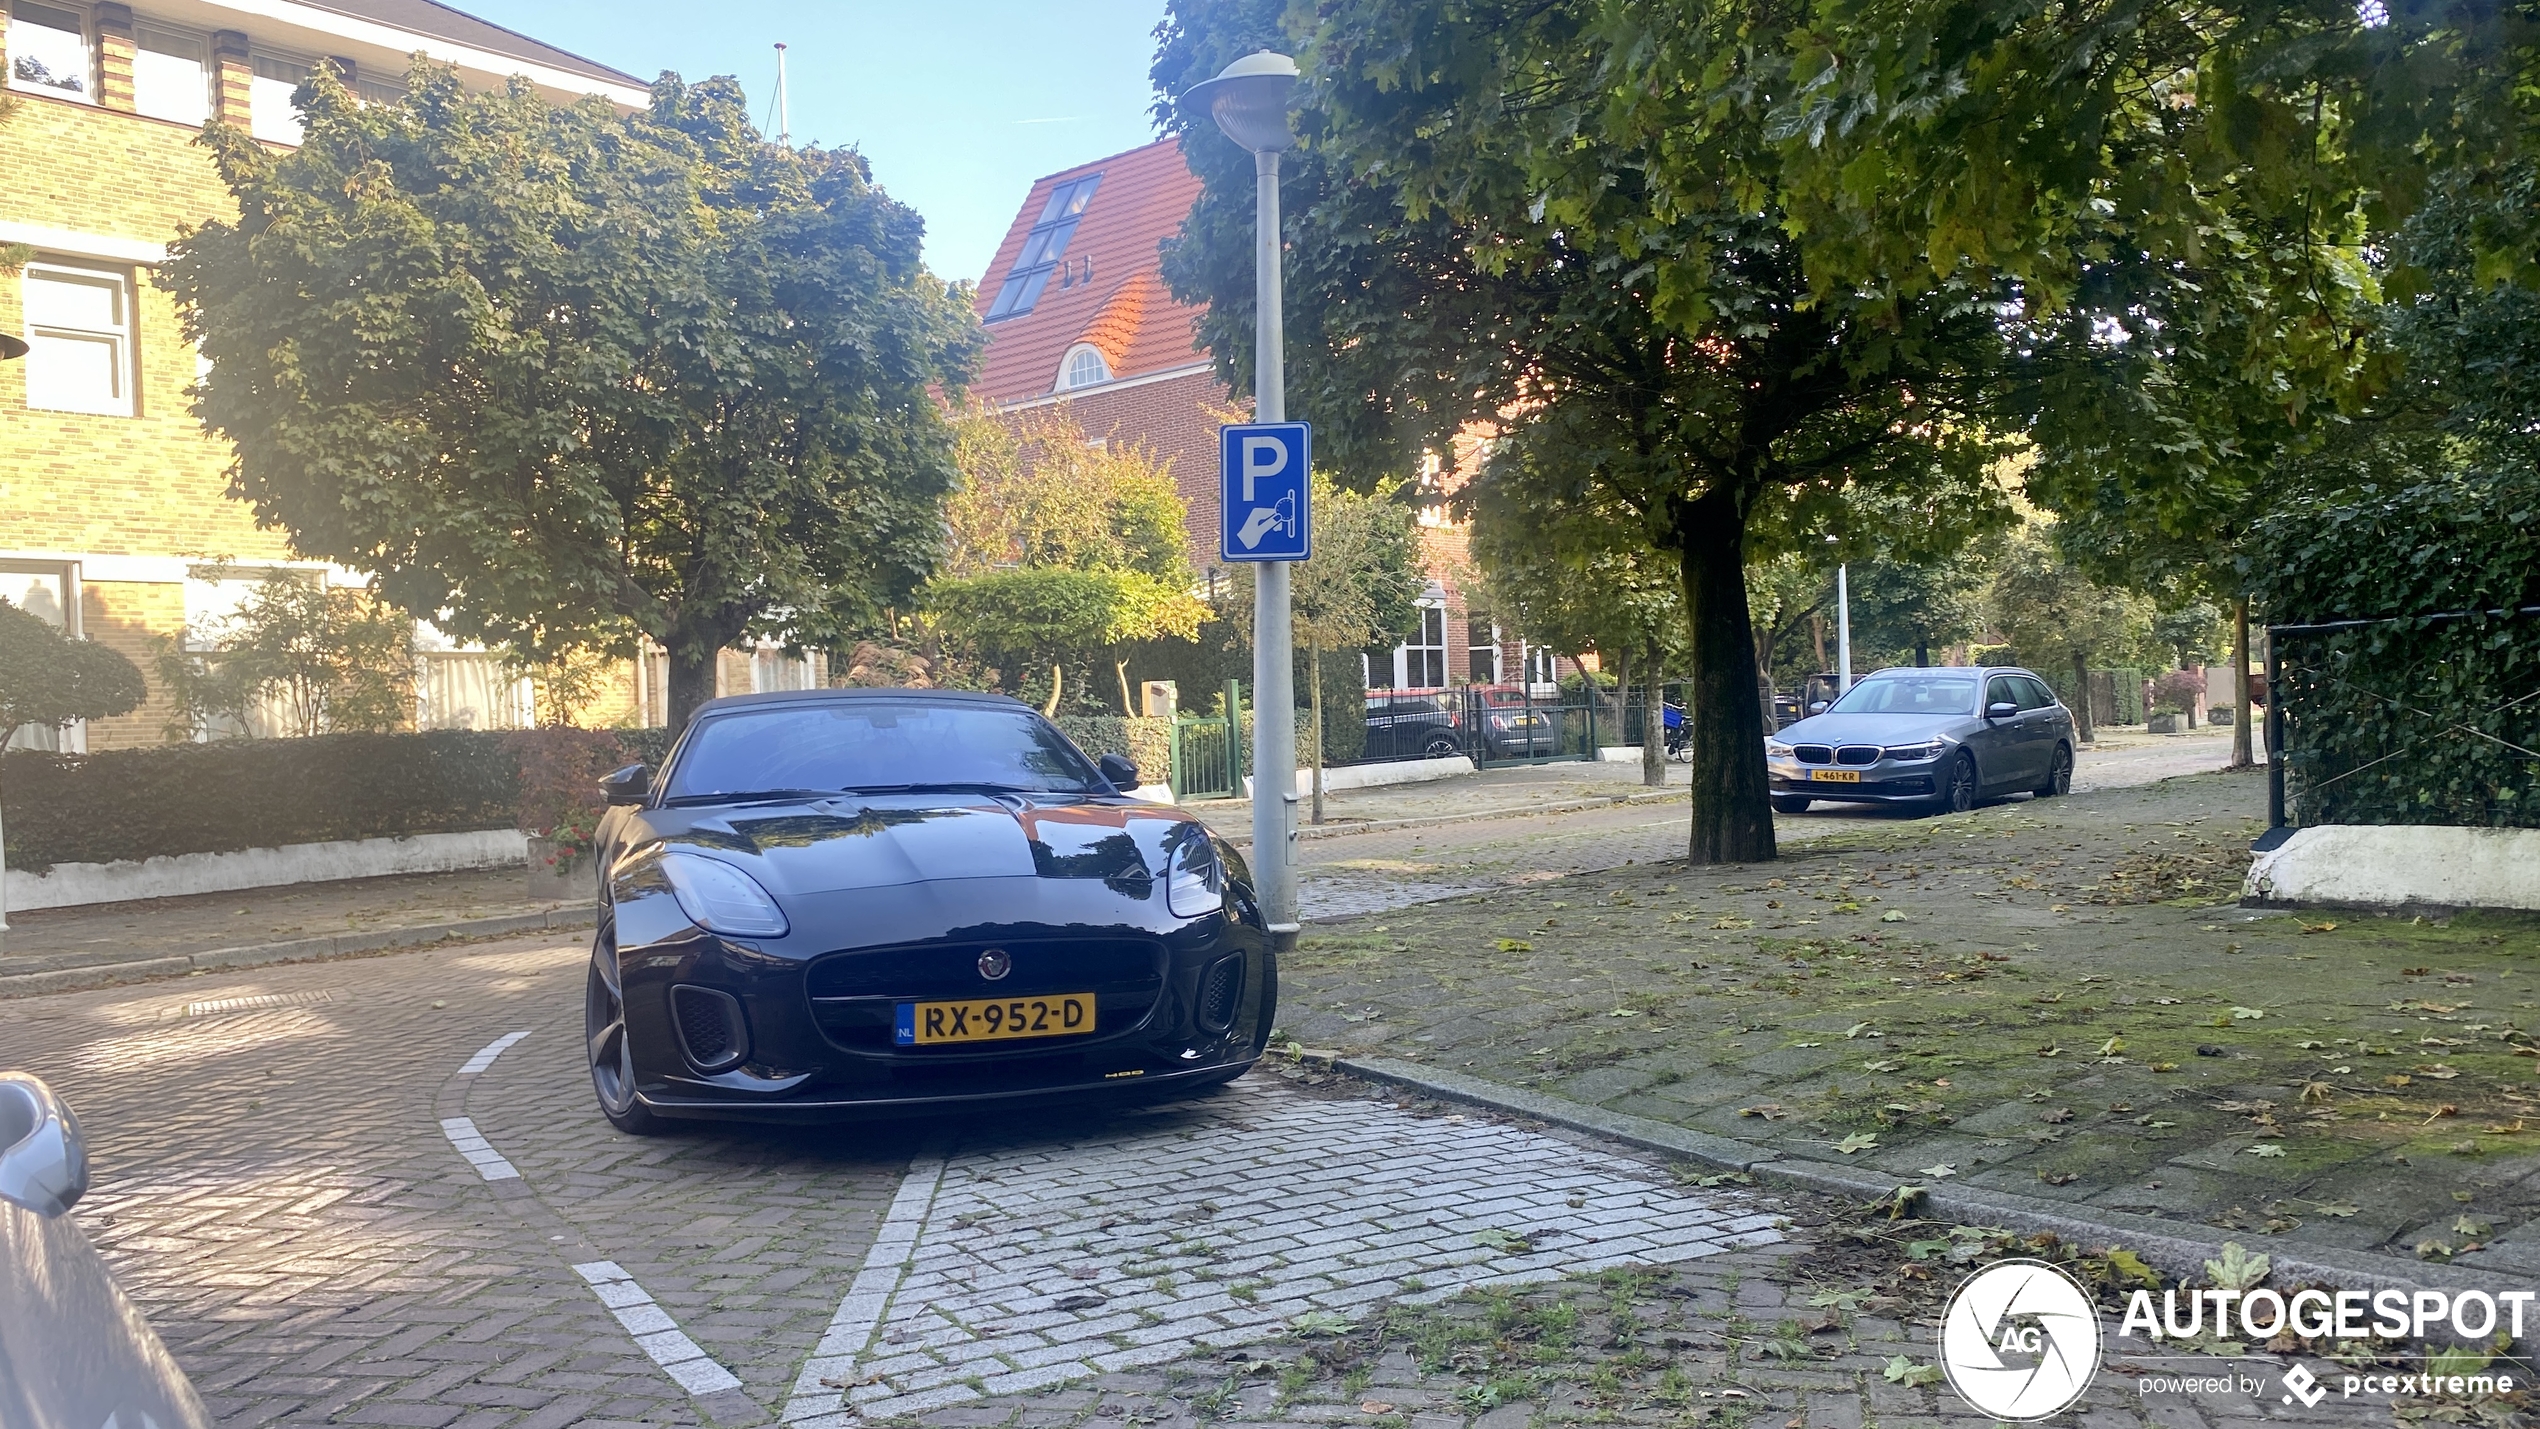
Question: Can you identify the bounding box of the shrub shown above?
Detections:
[2150,670,2204,715]
[2248,471,2540,828]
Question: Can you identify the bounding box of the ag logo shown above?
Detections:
[1938,1259,2102,1420]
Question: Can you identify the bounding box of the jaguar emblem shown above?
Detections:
[977,949,1012,981]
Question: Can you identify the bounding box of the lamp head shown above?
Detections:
[1180,50,1299,154]
[0,332,25,361]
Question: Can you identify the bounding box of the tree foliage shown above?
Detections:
[925,407,1205,712]
[154,570,415,738]
[163,62,981,734]
[1157,0,2017,861]
[0,598,145,742]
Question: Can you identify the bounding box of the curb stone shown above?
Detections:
[1218,786,1683,851]
[0,906,596,998]
[1334,1054,2532,1298]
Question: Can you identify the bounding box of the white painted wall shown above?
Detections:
[2244,824,2540,913]
[6,830,529,911]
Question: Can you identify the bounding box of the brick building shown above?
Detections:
[969,138,1568,700]
[0,0,657,749]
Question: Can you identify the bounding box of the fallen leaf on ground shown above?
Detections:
[2245,1144,2288,1158]
[1834,1132,1879,1155]
[1739,1103,1787,1120]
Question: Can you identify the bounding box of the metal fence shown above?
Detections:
[1168,681,1245,801]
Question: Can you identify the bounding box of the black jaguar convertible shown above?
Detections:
[582,689,1276,1132]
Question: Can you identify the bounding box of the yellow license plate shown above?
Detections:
[1811,769,1862,783]
[895,993,1096,1046]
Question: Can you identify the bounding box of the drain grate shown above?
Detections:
[180,990,335,1019]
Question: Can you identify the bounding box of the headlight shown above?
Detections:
[1884,740,1947,761]
[1165,830,1226,919]
[659,852,789,937]
[1764,740,1795,758]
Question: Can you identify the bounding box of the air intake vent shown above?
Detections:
[1196,957,1244,1034]
[671,985,748,1072]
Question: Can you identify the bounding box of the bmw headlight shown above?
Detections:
[1884,740,1947,762]
[659,852,789,937]
[1764,739,1795,758]
[1165,830,1226,919]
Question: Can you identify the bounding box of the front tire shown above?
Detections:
[586,939,665,1136]
[2034,742,2073,797]
[1423,734,1461,760]
[1771,795,1812,814]
[1939,753,1980,815]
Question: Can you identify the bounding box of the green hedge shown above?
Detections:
[1051,716,1174,785]
[2250,471,2540,829]
[2,731,524,874]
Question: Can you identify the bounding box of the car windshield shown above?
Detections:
[1826,676,1978,716]
[663,701,1099,802]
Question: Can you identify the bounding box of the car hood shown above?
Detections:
[633,794,1201,897]
[1775,712,1972,747]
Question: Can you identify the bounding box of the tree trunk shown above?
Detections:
[2230,599,2254,769]
[1309,634,1326,825]
[1810,613,1827,671]
[665,641,720,738]
[2069,649,2096,744]
[1116,659,1136,716]
[1670,485,1776,864]
[1914,635,1930,667]
[1043,663,1063,717]
[1641,645,1666,788]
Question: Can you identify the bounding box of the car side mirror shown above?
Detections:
[0,1074,89,1218]
[1097,752,1140,791]
[1987,702,2019,720]
[1808,701,1829,715]
[599,764,653,806]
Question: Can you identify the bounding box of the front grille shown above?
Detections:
[1794,744,1834,764]
[671,985,747,1071]
[1196,956,1244,1033]
[1836,745,1881,766]
[806,937,1167,1053]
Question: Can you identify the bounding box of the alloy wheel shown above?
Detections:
[1947,754,1978,814]
[585,943,638,1116]
[2042,745,2073,797]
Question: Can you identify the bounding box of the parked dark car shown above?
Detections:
[583,690,1276,1132]
[1362,691,1464,761]
[1764,666,2077,814]
[1,1073,211,1428]
[1465,686,1565,759]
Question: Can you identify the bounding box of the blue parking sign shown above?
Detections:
[1219,422,1311,562]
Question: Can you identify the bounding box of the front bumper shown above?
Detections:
[603,876,1274,1123]
[1768,755,1944,802]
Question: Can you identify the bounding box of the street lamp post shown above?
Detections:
[1836,564,1853,693]
[1184,51,1303,945]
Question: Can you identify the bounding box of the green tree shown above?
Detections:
[0,599,146,744]
[926,407,1206,713]
[1846,557,1987,671]
[154,569,415,738]
[1157,0,2014,861]
[1222,474,1424,817]
[1986,526,2159,742]
[163,63,980,737]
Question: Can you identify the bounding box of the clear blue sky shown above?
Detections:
[460,0,1175,286]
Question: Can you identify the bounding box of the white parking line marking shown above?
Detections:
[437,1116,521,1181]
[458,1028,533,1074]
[785,1085,1779,1422]
[574,1260,746,1396]
[783,1149,948,1425]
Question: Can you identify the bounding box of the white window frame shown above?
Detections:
[1056,343,1111,392]
[21,259,137,417]
[131,23,211,126]
[1393,602,1448,690]
[6,1,94,103]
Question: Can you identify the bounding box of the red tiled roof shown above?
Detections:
[971,138,1212,405]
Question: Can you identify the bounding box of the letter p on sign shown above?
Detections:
[1240,436,1286,501]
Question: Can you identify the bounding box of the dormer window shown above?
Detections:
[1058,344,1111,392]
[985,172,1100,322]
